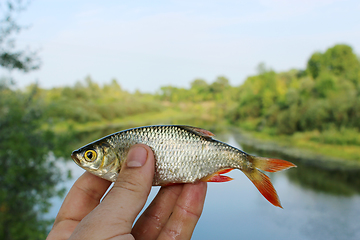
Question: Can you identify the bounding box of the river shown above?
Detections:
[48,133,360,240]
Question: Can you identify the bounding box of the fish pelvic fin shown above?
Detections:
[201,168,234,182]
[243,169,283,208]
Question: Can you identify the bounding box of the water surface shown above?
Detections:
[49,134,360,240]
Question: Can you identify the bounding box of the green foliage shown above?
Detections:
[310,128,360,146]
[157,76,237,103]
[0,1,40,72]
[307,44,360,83]
[229,44,360,139]
[156,76,239,125]
[307,52,323,79]
[322,44,360,82]
[0,81,63,239]
[44,76,163,124]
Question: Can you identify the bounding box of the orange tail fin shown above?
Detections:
[243,169,282,208]
[252,156,296,172]
[243,156,296,208]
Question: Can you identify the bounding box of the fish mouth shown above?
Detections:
[71,152,80,165]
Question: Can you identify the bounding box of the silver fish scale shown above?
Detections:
[108,125,247,185]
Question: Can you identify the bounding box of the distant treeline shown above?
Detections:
[41,77,163,123]
[4,44,360,141]
[230,44,360,135]
[157,44,360,141]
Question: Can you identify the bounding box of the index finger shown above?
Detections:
[53,171,111,226]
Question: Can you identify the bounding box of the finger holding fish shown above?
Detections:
[157,182,207,240]
[132,185,184,239]
[64,144,154,239]
[47,172,111,240]
[132,182,207,240]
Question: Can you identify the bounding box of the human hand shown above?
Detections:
[47,144,207,240]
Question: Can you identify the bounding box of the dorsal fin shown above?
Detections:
[178,125,215,138]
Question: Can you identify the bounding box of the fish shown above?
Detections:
[71,125,296,208]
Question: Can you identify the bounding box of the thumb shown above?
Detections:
[100,144,155,232]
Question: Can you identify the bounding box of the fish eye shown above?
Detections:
[84,150,97,162]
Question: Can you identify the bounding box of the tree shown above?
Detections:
[0,83,64,240]
[323,44,360,82]
[256,62,269,75]
[307,44,360,83]
[190,78,208,90]
[307,52,323,79]
[0,0,40,72]
[0,2,63,239]
[190,79,209,101]
[210,76,230,93]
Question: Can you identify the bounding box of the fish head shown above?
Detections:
[71,140,120,182]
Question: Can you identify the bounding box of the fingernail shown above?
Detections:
[127,146,148,167]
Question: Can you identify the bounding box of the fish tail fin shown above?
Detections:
[252,156,297,173]
[242,156,296,208]
[242,169,283,208]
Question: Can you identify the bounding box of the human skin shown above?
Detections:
[47,144,207,240]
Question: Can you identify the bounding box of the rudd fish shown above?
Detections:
[71,125,296,208]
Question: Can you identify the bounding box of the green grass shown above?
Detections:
[50,102,228,134]
[50,108,184,133]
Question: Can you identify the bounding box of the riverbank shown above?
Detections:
[51,106,229,151]
[232,128,360,170]
[52,109,360,170]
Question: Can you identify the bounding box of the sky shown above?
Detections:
[1,0,360,92]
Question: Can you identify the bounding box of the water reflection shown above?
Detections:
[198,134,360,240]
[52,129,360,240]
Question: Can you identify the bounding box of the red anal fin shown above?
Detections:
[252,156,297,173]
[201,168,234,182]
[206,175,234,182]
[243,169,282,208]
[179,126,215,137]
